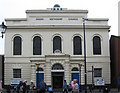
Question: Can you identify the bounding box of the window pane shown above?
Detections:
[33,36,41,55]
[52,63,64,70]
[13,69,21,78]
[13,36,22,55]
[53,36,62,53]
[73,36,82,55]
[93,36,101,55]
[94,68,102,77]
[72,67,79,71]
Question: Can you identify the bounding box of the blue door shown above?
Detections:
[36,72,44,87]
[71,73,79,85]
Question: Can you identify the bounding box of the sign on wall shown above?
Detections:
[10,79,20,85]
[94,77,105,86]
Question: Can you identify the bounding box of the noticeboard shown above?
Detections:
[10,79,20,85]
[94,77,105,86]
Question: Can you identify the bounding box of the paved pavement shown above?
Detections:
[0,89,120,93]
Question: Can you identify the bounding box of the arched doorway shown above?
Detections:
[51,63,64,89]
[36,67,44,87]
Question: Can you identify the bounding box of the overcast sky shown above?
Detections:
[0,0,119,54]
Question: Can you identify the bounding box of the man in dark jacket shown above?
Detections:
[22,80,27,93]
[39,80,46,93]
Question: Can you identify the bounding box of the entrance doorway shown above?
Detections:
[52,72,64,89]
[51,63,64,89]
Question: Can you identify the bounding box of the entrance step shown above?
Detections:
[53,88,63,92]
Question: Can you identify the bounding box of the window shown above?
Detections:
[13,69,21,78]
[36,67,44,71]
[94,68,102,77]
[72,67,79,71]
[52,63,64,70]
[53,36,62,53]
[33,36,41,55]
[93,36,101,55]
[73,36,82,55]
[13,36,22,55]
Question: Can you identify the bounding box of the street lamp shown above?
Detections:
[0,22,7,88]
[82,17,88,93]
[36,62,40,87]
[0,22,7,38]
[79,62,83,92]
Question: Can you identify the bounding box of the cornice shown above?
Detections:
[6,25,110,29]
[5,18,27,21]
[26,10,88,14]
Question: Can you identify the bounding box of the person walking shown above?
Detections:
[63,80,68,93]
[68,81,72,93]
[17,81,23,93]
[39,80,46,93]
[73,79,79,93]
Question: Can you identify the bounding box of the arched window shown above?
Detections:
[52,63,64,70]
[13,36,22,55]
[93,36,101,55]
[36,67,44,71]
[33,36,41,55]
[53,36,62,53]
[72,67,79,71]
[73,36,82,55]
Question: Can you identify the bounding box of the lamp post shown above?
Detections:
[36,62,40,87]
[0,22,7,38]
[79,62,83,92]
[0,22,7,88]
[83,18,88,93]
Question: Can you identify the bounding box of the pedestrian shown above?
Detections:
[71,80,75,88]
[63,80,68,93]
[68,80,72,93]
[39,80,46,93]
[30,80,35,93]
[17,80,23,93]
[22,80,27,93]
[73,79,79,93]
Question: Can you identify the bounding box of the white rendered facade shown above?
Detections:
[4,5,110,87]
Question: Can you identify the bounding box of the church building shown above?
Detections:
[4,4,110,88]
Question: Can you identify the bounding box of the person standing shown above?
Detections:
[63,80,68,93]
[30,80,35,93]
[22,80,27,93]
[39,80,46,93]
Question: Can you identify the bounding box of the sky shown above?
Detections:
[0,0,119,54]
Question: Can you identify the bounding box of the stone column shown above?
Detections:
[31,64,36,84]
[65,59,70,84]
[45,59,51,86]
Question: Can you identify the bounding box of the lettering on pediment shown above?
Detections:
[36,18,44,20]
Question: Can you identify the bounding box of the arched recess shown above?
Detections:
[71,67,79,85]
[12,35,22,55]
[51,63,64,89]
[93,35,101,55]
[52,34,63,53]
